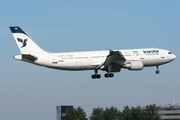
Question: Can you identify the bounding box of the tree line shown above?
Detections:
[63,104,160,120]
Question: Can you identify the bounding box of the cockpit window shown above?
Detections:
[168,52,172,54]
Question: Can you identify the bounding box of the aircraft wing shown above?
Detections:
[98,50,126,72]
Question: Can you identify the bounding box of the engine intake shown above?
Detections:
[122,61,144,70]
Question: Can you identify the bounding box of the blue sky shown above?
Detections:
[1,0,180,120]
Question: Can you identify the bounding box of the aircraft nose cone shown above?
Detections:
[171,54,176,61]
[172,54,176,60]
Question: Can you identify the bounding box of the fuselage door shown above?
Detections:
[52,55,58,64]
[160,51,165,59]
[140,52,145,60]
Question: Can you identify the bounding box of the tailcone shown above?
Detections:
[13,55,22,60]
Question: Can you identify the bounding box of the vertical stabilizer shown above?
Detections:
[10,26,49,55]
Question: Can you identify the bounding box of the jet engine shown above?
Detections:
[122,61,144,70]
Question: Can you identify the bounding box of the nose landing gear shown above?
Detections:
[156,66,160,74]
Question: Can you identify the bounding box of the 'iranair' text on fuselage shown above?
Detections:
[143,50,159,55]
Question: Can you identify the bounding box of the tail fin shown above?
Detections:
[10,26,49,55]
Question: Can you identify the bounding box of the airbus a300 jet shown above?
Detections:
[10,26,176,79]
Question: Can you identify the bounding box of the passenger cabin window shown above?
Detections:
[168,52,172,54]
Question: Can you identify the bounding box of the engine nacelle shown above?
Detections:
[122,61,144,70]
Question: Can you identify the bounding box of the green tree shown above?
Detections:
[63,106,88,120]
[130,106,141,120]
[130,106,148,120]
[102,106,122,120]
[87,104,160,120]
[89,106,122,120]
[139,109,148,120]
[121,105,132,120]
[89,107,104,120]
[145,104,160,120]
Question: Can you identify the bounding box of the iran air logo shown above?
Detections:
[17,38,27,48]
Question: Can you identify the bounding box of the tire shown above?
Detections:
[156,70,160,74]
[97,74,101,79]
[109,73,114,78]
[104,73,109,78]
[92,75,96,79]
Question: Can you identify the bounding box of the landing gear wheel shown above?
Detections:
[97,74,101,79]
[156,66,160,74]
[109,73,114,78]
[92,75,96,79]
[104,73,109,78]
[104,73,114,78]
[156,70,160,74]
[92,69,101,79]
[92,74,101,79]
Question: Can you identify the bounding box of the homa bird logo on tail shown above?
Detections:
[17,38,27,48]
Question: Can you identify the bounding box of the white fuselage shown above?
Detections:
[28,48,176,71]
[10,26,176,78]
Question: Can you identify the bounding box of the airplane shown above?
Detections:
[10,26,176,79]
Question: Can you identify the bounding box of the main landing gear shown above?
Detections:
[91,70,114,79]
[92,74,101,79]
[92,69,101,79]
[156,66,160,74]
[104,73,114,78]
[104,65,114,78]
